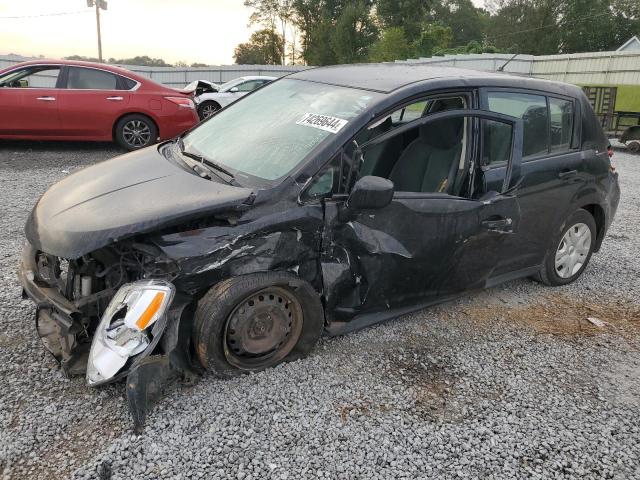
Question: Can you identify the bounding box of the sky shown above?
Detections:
[0,0,487,65]
[0,0,257,65]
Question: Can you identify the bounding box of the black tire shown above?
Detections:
[114,114,158,151]
[197,101,220,120]
[536,208,597,286]
[193,272,324,378]
[627,140,640,153]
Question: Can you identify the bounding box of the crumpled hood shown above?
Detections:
[25,146,254,259]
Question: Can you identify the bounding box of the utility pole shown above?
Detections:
[87,0,108,62]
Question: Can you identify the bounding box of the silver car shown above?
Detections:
[195,75,276,119]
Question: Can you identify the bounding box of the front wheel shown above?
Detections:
[115,114,158,151]
[537,209,596,286]
[193,272,324,378]
[197,101,220,120]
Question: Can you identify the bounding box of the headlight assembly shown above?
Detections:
[86,280,175,386]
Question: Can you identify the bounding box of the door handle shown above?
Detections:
[106,96,123,101]
[558,169,578,179]
[36,96,56,101]
[481,217,513,232]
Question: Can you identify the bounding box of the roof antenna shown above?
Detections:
[497,52,519,72]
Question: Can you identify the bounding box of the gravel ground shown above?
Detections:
[0,141,639,480]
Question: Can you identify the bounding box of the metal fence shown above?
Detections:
[2,50,640,87]
[395,51,640,85]
[0,55,309,86]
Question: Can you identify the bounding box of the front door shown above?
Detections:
[0,65,62,136]
[320,110,524,321]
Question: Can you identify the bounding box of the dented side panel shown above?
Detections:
[321,195,522,322]
[151,198,325,296]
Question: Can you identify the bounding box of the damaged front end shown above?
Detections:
[19,240,197,431]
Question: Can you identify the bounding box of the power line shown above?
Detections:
[484,11,611,42]
[0,10,91,19]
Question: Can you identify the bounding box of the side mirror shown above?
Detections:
[347,176,394,210]
[229,87,239,93]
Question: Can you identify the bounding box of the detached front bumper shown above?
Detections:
[19,242,96,375]
[19,242,199,430]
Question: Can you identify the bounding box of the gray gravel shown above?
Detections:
[1,141,639,480]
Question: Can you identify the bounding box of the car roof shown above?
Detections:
[5,59,149,83]
[288,63,581,96]
[235,76,277,81]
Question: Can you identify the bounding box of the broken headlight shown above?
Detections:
[86,280,175,386]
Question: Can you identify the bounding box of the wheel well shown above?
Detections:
[112,113,159,141]
[621,125,640,142]
[199,100,221,109]
[581,203,605,251]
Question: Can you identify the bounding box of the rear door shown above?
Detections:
[57,66,131,138]
[0,65,62,136]
[319,109,524,319]
[481,89,584,273]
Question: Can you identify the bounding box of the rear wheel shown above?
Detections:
[627,140,640,153]
[115,114,158,151]
[193,272,323,378]
[537,209,596,286]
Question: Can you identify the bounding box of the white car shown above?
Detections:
[194,76,276,119]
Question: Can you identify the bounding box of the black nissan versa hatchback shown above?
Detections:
[19,64,619,427]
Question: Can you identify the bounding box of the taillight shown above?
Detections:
[607,146,616,172]
[164,96,195,109]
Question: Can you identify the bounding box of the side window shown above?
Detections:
[549,97,574,151]
[0,66,61,88]
[357,95,469,185]
[482,119,512,166]
[390,100,428,124]
[487,92,548,158]
[361,115,467,194]
[236,80,261,92]
[301,153,349,201]
[119,76,138,90]
[67,67,118,90]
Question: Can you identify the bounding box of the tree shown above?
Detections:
[375,0,431,40]
[413,23,454,57]
[234,28,284,64]
[291,0,377,65]
[558,0,640,53]
[331,2,378,63]
[244,0,294,64]
[432,0,488,47]
[485,0,564,55]
[369,27,411,62]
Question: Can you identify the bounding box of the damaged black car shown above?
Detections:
[19,64,620,428]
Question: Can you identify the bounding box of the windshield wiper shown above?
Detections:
[177,137,235,184]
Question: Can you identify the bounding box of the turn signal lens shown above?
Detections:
[86,280,175,386]
[134,291,166,330]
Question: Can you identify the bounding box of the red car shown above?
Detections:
[0,60,199,150]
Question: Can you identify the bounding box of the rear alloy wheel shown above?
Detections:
[536,209,596,286]
[115,114,158,151]
[197,101,220,120]
[193,272,323,378]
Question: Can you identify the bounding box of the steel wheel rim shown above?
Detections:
[201,104,218,118]
[223,286,303,370]
[555,222,591,278]
[122,120,151,147]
